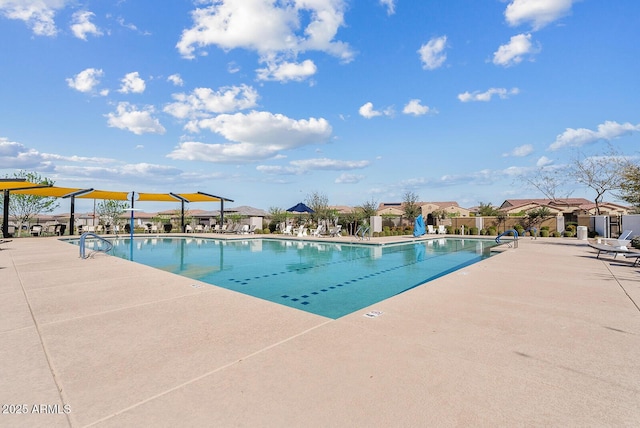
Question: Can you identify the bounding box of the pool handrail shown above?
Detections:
[495,229,519,248]
[79,232,114,259]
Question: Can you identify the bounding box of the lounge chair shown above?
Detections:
[185,225,194,233]
[282,225,293,235]
[623,253,640,266]
[237,225,249,234]
[437,225,446,234]
[30,225,43,236]
[329,225,342,237]
[247,225,257,234]
[356,225,370,240]
[311,225,324,237]
[588,242,632,259]
[427,225,435,234]
[600,230,633,249]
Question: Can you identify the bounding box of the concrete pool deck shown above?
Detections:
[1,235,639,427]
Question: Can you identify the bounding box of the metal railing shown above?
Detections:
[79,232,114,259]
[495,229,519,248]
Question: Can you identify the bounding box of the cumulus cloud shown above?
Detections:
[256,59,317,82]
[118,72,146,94]
[359,102,382,119]
[505,0,575,30]
[106,102,166,135]
[70,10,102,40]
[503,144,533,157]
[167,74,184,86]
[536,156,553,167]
[164,85,259,121]
[0,0,69,36]
[176,0,354,77]
[66,68,104,93]
[379,0,396,16]
[458,87,519,102]
[402,99,434,116]
[418,36,447,70]
[493,33,539,67]
[168,111,332,163]
[549,120,640,151]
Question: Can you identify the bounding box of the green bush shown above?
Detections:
[540,230,549,237]
[631,236,640,249]
[262,228,271,234]
[551,231,561,237]
[541,226,550,231]
[469,227,479,235]
[563,231,575,237]
[487,227,497,236]
[479,228,487,235]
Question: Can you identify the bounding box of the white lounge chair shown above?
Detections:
[600,230,633,249]
[311,225,324,237]
[588,242,632,259]
[329,225,342,237]
[282,225,293,235]
[437,225,446,234]
[427,225,435,234]
[623,253,640,266]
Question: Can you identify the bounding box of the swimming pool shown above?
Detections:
[72,237,498,319]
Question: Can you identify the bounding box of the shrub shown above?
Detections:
[487,227,497,236]
[541,226,550,231]
[479,228,487,235]
[630,236,640,249]
[540,230,549,237]
[446,226,454,234]
[469,227,479,235]
[262,228,271,234]
[551,231,561,237]
[373,231,380,238]
[563,231,575,237]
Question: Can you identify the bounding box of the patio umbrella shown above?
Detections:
[286,202,315,214]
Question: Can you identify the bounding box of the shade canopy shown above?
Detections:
[286,202,314,214]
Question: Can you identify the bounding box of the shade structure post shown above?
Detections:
[181,200,185,232]
[2,190,9,238]
[130,192,135,241]
[69,196,75,236]
[220,200,225,227]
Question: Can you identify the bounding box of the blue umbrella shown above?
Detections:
[286,202,315,214]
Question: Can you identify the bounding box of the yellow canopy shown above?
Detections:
[7,187,230,203]
[0,180,51,191]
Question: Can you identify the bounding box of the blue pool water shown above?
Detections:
[72,237,498,319]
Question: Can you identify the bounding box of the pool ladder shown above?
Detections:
[79,232,114,259]
[495,229,519,248]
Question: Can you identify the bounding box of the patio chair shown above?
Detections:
[588,242,632,259]
[427,225,435,234]
[437,225,446,234]
[329,225,342,237]
[30,225,43,236]
[600,230,633,249]
[311,225,324,237]
[282,225,293,235]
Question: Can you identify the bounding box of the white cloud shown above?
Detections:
[66,68,104,93]
[106,102,166,135]
[167,74,184,86]
[458,87,519,102]
[176,0,354,64]
[168,111,332,163]
[256,59,317,82]
[503,144,533,157]
[549,120,640,151]
[118,72,146,94]
[0,138,45,168]
[536,156,553,167]
[418,36,447,70]
[164,85,259,120]
[335,173,365,184]
[493,33,539,67]
[379,0,396,16]
[505,0,575,31]
[70,10,102,40]
[0,0,69,36]
[257,158,369,176]
[359,102,382,119]
[402,99,434,116]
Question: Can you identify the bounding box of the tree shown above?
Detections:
[476,202,500,217]
[96,200,129,231]
[305,191,329,224]
[616,162,640,209]
[357,198,378,219]
[569,148,626,215]
[4,171,58,236]
[402,191,420,223]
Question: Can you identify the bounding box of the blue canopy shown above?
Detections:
[287,202,315,214]
[413,214,426,237]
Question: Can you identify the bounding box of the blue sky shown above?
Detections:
[1,0,639,214]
